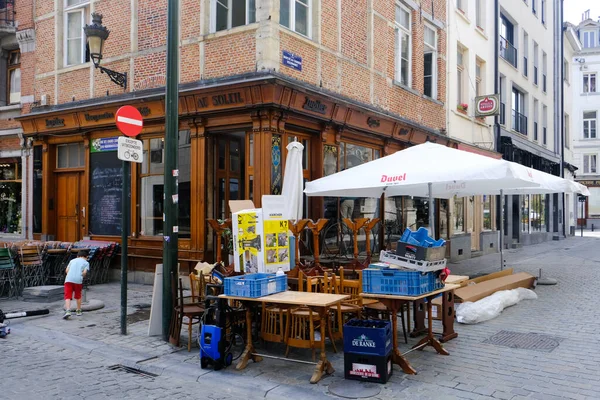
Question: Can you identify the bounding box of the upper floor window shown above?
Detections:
[565,114,570,149]
[212,0,256,32]
[582,31,598,49]
[280,0,310,37]
[7,50,20,105]
[475,0,484,29]
[532,0,537,15]
[475,59,484,97]
[564,58,569,83]
[64,0,90,67]
[423,25,437,98]
[584,154,597,174]
[541,0,545,24]
[394,4,411,87]
[457,46,465,105]
[456,0,466,13]
[583,111,597,139]
[583,73,597,93]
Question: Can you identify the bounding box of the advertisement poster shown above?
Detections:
[262,195,291,272]
[232,209,265,273]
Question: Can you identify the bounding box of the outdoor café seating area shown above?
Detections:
[0,239,120,299]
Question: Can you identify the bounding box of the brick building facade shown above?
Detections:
[13,0,496,273]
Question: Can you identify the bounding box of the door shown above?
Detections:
[215,135,244,220]
[56,172,82,242]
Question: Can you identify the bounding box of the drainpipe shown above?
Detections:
[560,0,566,237]
[494,0,502,242]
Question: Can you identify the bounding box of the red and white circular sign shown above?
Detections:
[115,105,143,137]
[476,97,497,114]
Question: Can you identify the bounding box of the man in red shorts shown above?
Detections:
[63,250,90,319]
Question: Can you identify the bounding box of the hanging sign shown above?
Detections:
[475,94,500,117]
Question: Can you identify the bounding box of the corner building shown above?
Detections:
[19,0,497,275]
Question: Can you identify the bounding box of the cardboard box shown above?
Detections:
[454,272,536,303]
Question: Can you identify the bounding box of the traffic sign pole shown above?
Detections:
[162,0,179,342]
[121,160,129,335]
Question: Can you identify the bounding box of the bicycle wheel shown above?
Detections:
[228,332,245,361]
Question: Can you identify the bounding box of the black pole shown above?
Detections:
[560,0,566,238]
[162,0,179,342]
[121,160,130,335]
[581,200,584,237]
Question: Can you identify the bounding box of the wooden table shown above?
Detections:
[220,291,349,383]
[361,284,459,375]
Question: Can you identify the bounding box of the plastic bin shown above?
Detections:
[224,273,287,298]
[362,268,443,296]
[343,319,392,356]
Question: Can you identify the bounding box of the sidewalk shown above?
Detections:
[2,235,600,399]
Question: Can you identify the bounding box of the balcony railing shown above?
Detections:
[534,66,538,85]
[534,122,538,141]
[543,127,547,145]
[524,56,528,77]
[0,1,14,27]
[500,36,518,68]
[543,74,547,92]
[500,102,506,125]
[512,110,528,135]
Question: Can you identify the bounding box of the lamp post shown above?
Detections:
[83,13,128,89]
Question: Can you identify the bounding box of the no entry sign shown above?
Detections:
[115,105,143,137]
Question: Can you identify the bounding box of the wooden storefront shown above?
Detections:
[18,76,492,274]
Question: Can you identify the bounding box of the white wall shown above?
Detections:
[446,0,495,149]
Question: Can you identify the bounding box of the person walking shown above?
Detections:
[63,250,90,319]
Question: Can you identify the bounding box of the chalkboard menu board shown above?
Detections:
[89,151,127,236]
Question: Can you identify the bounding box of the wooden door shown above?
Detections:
[215,136,243,220]
[56,173,82,242]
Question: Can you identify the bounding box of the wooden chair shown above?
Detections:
[330,268,364,330]
[19,245,44,289]
[189,272,207,304]
[172,278,205,352]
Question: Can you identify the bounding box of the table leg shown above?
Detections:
[410,299,427,337]
[236,303,262,370]
[412,297,449,356]
[379,299,417,375]
[310,307,335,384]
[440,290,458,343]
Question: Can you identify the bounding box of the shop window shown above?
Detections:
[280,0,311,38]
[453,196,464,233]
[139,132,191,237]
[530,194,546,232]
[483,195,492,231]
[64,0,90,67]
[271,134,282,195]
[211,0,256,33]
[7,50,20,105]
[0,160,22,234]
[56,143,85,169]
[33,146,43,233]
[394,3,411,87]
[521,195,530,233]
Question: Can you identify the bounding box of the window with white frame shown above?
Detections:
[64,0,90,67]
[583,31,597,49]
[565,114,570,149]
[423,24,437,98]
[8,50,20,105]
[475,59,483,97]
[457,46,465,106]
[583,73,597,93]
[583,111,597,139]
[541,0,545,24]
[563,58,569,83]
[395,4,411,87]
[475,0,484,29]
[212,0,256,32]
[584,154,597,174]
[532,0,537,15]
[456,0,466,13]
[280,0,310,37]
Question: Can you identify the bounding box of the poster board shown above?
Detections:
[262,195,291,272]
[232,208,265,273]
[89,149,126,236]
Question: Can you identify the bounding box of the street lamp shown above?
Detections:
[83,13,127,89]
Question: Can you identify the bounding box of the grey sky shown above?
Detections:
[564,0,599,25]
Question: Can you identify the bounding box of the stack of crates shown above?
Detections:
[343,319,393,384]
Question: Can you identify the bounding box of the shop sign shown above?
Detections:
[137,106,151,117]
[84,111,114,122]
[45,117,65,128]
[197,92,244,108]
[578,180,600,187]
[475,94,500,117]
[367,117,380,128]
[302,97,327,115]
[90,137,119,153]
[282,50,302,71]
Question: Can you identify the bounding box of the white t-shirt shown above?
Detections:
[65,258,90,284]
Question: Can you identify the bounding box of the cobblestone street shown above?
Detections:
[1,235,599,399]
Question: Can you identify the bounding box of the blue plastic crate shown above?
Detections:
[343,319,392,356]
[224,273,287,298]
[362,268,443,296]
